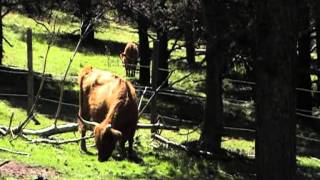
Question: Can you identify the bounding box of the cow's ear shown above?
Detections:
[111,128,122,141]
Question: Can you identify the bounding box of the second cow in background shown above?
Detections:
[120,42,139,77]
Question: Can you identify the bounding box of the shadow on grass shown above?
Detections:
[134,142,256,179]
[0,66,78,123]
[7,23,127,56]
[134,139,320,179]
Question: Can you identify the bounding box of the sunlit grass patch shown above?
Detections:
[2,13,128,79]
[297,156,320,169]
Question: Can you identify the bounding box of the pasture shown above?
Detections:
[0,10,319,180]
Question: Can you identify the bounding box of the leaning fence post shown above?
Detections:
[27,28,34,114]
[151,40,160,133]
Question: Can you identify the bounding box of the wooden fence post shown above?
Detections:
[27,28,34,114]
[151,40,160,133]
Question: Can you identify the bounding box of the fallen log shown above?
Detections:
[24,135,93,145]
[0,147,30,156]
[0,128,6,135]
[24,123,79,137]
[152,134,214,158]
[0,124,78,137]
[0,122,178,137]
[137,123,179,131]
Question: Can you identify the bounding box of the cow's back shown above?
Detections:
[124,43,139,63]
[82,68,137,128]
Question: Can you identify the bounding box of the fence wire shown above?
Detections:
[0,66,320,144]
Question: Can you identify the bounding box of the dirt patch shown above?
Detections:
[0,160,60,179]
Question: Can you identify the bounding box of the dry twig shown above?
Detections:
[0,147,30,156]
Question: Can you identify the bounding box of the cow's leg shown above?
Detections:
[127,127,136,159]
[128,136,134,157]
[77,117,88,152]
[120,139,126,157]
[113,139,126,160]
[78,104,91,153]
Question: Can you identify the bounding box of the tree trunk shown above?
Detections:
[199,0,225,153]
[200,41,223,152]
[138,15,151,86]
[78,0,94,42]
[184,22,196,67]
[296,2,313,128]
[255,0,297,179]
[315,1,320,108]
[0,0,3,65]
[157,30,169,87]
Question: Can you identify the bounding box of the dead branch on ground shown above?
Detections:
[152,134,214,158]
[0,122,178,145]
[0,147,30,156]
[23,135,94,145]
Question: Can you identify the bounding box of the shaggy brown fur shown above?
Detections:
[78,66,138,161]
[120,42,139,77]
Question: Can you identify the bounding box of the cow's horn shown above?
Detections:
[77,114,99,128]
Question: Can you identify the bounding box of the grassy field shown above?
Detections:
[0,12,320,179]
[2,11,204,93]
[0,100,319,179]
[3,12,133,78]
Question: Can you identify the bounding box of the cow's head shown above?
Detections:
[94,124,122,162]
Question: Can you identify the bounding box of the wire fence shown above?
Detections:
[0,64,319,144]
[0,66,319,118]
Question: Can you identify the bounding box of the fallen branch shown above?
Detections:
[0,128,6,135]
[23,123,79,137]
[0,160,10,167]
[152,134,214,158]
[0,122,177,138]
[0,123,78,137]
[137,123,179,131]
[24,136,93,145]
[0,147,30,156]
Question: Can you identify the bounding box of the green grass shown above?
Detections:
[2,11,205,93]
[0,100,319,179]
[0,100,243,179]
[0,12,319,179]
[3,12,129,78]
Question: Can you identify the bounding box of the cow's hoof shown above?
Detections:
[112,153,125,161]
[128,152,143,164]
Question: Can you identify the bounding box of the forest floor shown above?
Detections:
[0,160,59,179]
